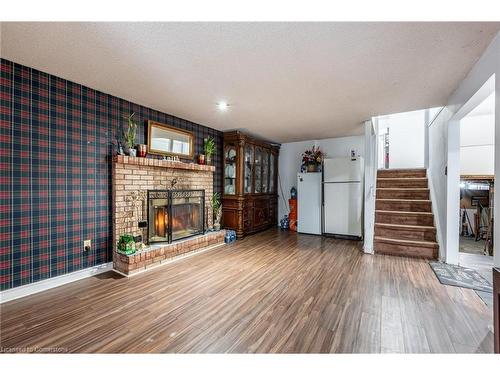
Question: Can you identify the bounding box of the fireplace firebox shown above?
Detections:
[147,189,205,244]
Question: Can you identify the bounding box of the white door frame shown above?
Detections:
[363,119,377,254]
[445,75,496,265]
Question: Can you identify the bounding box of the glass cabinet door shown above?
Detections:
[269,152,275,193]
[224,144,237,195]
[254,146,262,193]
[262,149,269,193]
[244,144,254,194]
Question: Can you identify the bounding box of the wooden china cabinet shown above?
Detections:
[222,131,280,237]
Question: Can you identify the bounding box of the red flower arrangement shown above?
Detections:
[302,146,324,166]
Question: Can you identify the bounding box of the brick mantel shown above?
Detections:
[112,155,221,275]
[113,155,216,172]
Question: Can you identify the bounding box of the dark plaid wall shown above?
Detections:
[0,58,223,291]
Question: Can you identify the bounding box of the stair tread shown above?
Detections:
[377,177,428,180]
[376,199,431,202]
[377,168,426,171]
[375,223,436,230]
[374,236,438,247]
[376,210,433,215]
[377,187,429,190]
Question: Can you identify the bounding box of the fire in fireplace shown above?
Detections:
[147,190,205,244]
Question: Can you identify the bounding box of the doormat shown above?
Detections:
[429,262,493,293]
[475,290,493,306]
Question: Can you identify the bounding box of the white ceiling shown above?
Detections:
[1,22,499,143]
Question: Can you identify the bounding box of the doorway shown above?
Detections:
[376,108,441,170]
[458,92,496,283]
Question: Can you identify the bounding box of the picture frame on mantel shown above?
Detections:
[147,120,194,159]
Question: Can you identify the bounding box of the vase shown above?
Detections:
[128,148,137,157]
[307,164,318,172]
[137,144,147,157]
[206,154,212,165]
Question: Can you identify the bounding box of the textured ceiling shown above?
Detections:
[1,22,499,143]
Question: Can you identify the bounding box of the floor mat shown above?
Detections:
[475,290,493,306]
[429,262,493,293]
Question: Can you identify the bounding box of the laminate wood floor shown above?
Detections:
[0,229,494,353]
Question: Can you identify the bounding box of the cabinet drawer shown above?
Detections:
[222,199,240,209]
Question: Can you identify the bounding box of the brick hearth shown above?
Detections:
[112,155,224,276]
[114,231,226,275]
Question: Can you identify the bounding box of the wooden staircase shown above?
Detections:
[374,168,438,259]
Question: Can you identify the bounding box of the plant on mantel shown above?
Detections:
[123,112,137,156]
[204,136,216,165]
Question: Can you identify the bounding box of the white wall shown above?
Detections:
[278,135,365,221]
[428,107,452,261]
[460,114,495,175]
[378,110,426,169]
[363,121,377,254]
[427,31,500,266]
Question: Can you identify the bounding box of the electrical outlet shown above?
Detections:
[83,239,91,252]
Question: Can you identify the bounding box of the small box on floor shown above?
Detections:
[224,230,237,243]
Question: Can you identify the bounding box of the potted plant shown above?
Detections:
[117,234,136,255]
[204,136,216,165]
[302,146,324,172]
[210,192,222,230]
[123,112,137,157]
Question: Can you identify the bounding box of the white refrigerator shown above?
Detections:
[323,157,364,238]
[297,172,322,235]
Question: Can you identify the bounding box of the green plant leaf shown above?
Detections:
[204,136,216,157]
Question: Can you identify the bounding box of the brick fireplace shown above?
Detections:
[147,189,205,244]
[112,155,225,275]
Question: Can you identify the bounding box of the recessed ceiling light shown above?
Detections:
[217,101,229,111]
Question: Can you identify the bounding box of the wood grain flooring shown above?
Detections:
[0,229,494,353]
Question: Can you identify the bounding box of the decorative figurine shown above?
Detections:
[280,215,290,230]
[224,230,237,244]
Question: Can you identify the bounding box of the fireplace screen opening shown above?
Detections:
[148,190,205,244]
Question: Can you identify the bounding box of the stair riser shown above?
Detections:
[374,240,437,259]
[377,170,426,178]
[375,226,436,242]
[375,212,434,226]
[376,189,430,200]
[377,179,428,188]
[375,200,432,212]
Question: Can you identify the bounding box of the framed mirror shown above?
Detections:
[147,120,194,158]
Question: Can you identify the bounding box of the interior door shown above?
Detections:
[323,182,362,237]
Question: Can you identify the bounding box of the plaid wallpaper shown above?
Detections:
[0,58,223,291]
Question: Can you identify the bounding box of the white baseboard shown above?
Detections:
[0,262,113,304]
